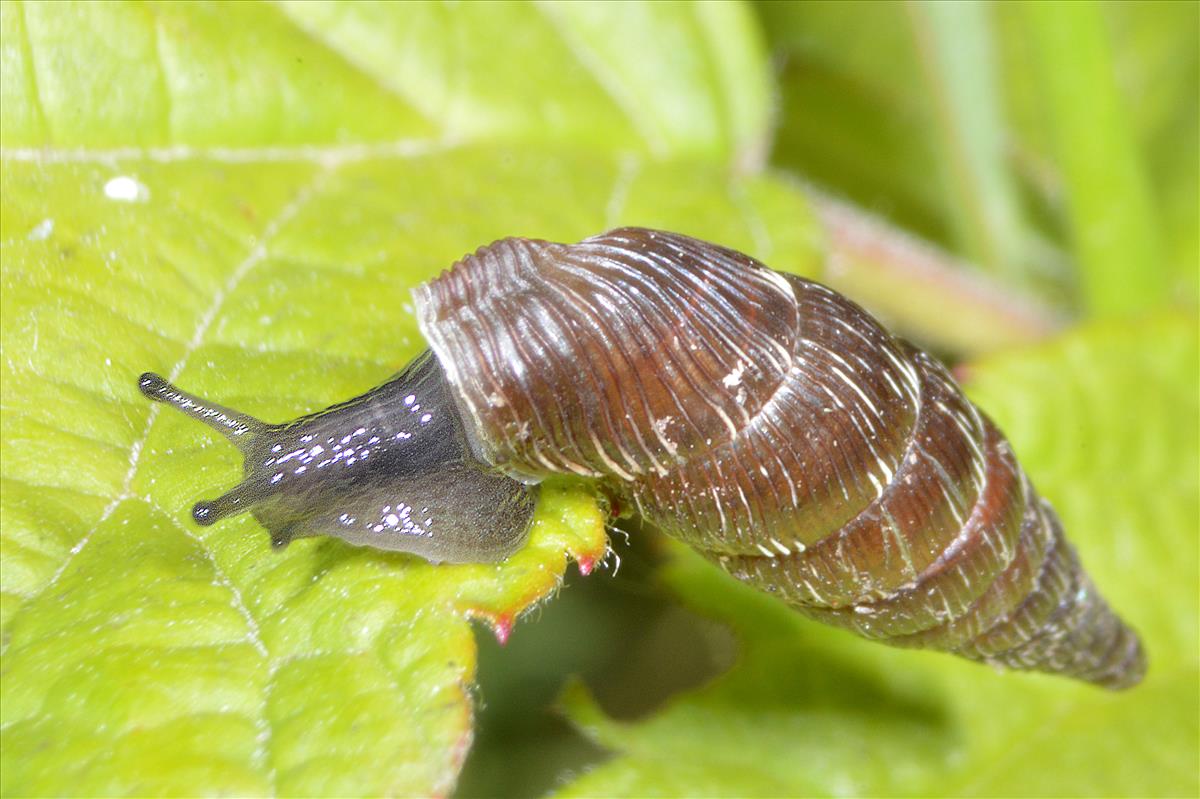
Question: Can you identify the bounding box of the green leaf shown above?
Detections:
[0,0,769,164]
[0,2,817,795]
[1104,1,1199,304]
[555,313,1199,797]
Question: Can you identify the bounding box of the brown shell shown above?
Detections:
[415,227,1144,689]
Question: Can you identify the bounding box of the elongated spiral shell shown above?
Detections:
[415,227,1144,689]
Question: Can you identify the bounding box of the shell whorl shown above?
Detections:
[415,229,800,480]
[414,227,1144,689]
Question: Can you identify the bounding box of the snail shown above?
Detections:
[140,227,1145,690]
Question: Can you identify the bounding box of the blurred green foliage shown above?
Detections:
[763,0,1198,311]
[0,1,1196,797]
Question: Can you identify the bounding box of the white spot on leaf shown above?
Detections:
[103,176,150,202]
[27,218,54,241]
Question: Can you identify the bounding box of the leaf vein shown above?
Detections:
[268,2,441,131]
[150,502,275,793]
[15,1,51,142]
[9,166,334,627]
[603,154,641,229]
[0,138,455,166]
[533,1,667,157]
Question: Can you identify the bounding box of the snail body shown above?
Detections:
[139,350,535,563]
[143,228,1144,689]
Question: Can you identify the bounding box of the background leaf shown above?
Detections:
[0,0,769,163]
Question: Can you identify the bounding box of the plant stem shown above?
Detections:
[809,190,1066,355]
[1022,0,1166,316]
[906,0,1029,286]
